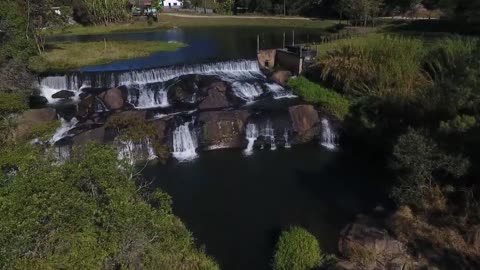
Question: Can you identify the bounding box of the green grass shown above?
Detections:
[288,77,350,120]
[29,40,185,72]
[49,14,337,36]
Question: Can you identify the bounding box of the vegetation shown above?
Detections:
[288,77,350,120]
[0,143,219,269]
[29,40,185,72]
[273,227,323,270]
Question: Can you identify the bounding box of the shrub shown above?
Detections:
[288,76,350,120]
[318,35,429,100]
[273,226,322,270]
[439,115,477,134]
[0,92,27,115]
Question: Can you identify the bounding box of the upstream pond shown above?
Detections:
[45,26,387,270]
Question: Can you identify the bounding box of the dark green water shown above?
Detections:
[145,144,387,270]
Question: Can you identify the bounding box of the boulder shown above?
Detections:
[288,105,320,143]
[168,76,198,105]
[15,108,57,140]
[29,95,48,108]
[336,219,412,270]
[76,94,96,120]
[270,70,292,86]
[105,110,148,129]
[198,81,231,110]
[198,110,249,149]
[72,126,105,146]
[467,225,480,252]
[52,90,75,99]
[100,87,124,110]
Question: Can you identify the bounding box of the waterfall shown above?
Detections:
[266,83,297,99]
[117,139,157,165]
[260,120,276,150]
[172,121,198,161]
[129,84,170,109]
[244,123,259,155]
[284,129,291,148]
[231,82,263,102]
[50,117,78,144]
[38,60,262,103]
[321,118,337,150]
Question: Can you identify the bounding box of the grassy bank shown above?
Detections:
[288,77,350,120]
[49,14,337,36]
[29,40,185,72]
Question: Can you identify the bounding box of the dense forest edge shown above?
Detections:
[2,0,480,269]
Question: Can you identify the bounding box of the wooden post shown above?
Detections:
[283,32,286,49]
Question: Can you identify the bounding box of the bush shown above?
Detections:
[0,92,27,115]
[288,76,350,120]
[318,35,429,100]
[273,226,322,270]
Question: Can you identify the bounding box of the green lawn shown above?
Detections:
[49,14,337,36]
[29,40,185,72]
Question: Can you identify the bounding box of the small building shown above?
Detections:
[163,0,183,8]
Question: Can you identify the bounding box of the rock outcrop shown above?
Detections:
[198,110,249,149]
[198,81,231,110]
[288,105,320,143]
[270,70,292,86]
[335,217,413,270]
[100,87,124,110]
[52,90,75,99]
[72,126,106,146]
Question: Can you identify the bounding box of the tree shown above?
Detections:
[334,0,350,22]
[345,0,383,26]
[390,128,470,207]
[273,226,323,270]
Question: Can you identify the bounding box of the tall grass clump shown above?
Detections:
[83,0,130,25]
[318,35,430,100]
[288,77,350,120]
[425,36,478,81]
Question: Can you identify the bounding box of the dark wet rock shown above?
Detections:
[198,81,232,110]
[270,70,292,86]
[29,95,48,107]
[72,126,105,146]
[52,90,75,99]
[168,76,198,105]
[336,217,413,270]
[467,225,480,252]
[76,95,96,120]
[15,108,57,140]
[288,105,320,143]
[99,87,124,110]
[198,110,249,149]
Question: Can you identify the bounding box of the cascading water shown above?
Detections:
[321,118,337,150]
[50,117,79,144]
[39,76,85,103]
[266,83,297,99]
[284,129,291,148]
[232,82,263,102]
[129,84,170,109]
[172,121,198,161]
[244,123,259,155]
[260,120,276,150]
[117,139,157,165]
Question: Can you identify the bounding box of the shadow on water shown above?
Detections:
[144,144,389,270]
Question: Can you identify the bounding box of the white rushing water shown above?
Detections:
[321,118,337,150]
[232,82,264,102]
[266,83,297,99]
[261,120,276,150]
[172,122,198,161]
[129,84,170,109]
[50,117,78,144]
[117,139,157,165]
[244,123,259,155]
[284,129,291,148]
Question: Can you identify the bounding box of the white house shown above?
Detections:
[163,0,183,8]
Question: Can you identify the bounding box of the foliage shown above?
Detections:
[27,120,61,141]
[288,77,350,120]
[390,128,470,207]
[29,40,185,72]
[215,0,234,14]
[0,143,219,269]
[82,0,131,25]
[439,115,477,134]
[318,34,429,100]
[0,92,27,115]
[273,226,323,270]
